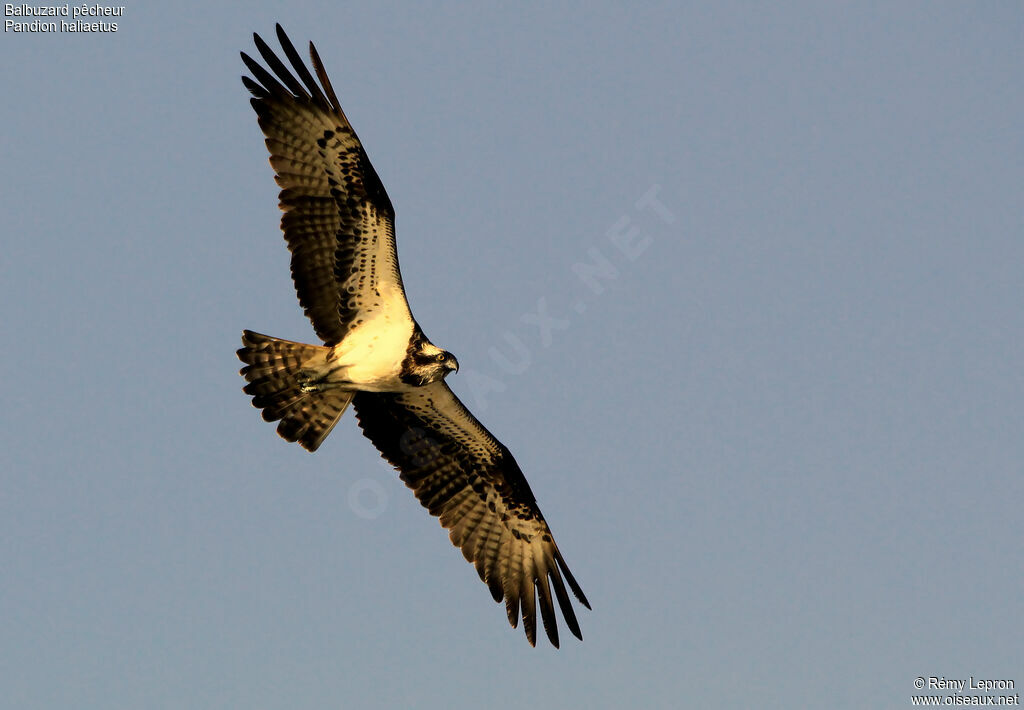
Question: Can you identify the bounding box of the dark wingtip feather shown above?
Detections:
[536,573,560,648]
[505,591,520,629]
[241,75,267,98]
[309,41,343,115]
[522,578,537,646]
[487,577,503,603]
[274,24,328,106]
[253,30,308,98]
[550,567,583,642]
[556,548,591,610]
[240,50,289,99]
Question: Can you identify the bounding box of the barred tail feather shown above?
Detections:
[236,329,353,451]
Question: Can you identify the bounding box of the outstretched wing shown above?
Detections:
[353,384,591,647]
[242,25,410,346]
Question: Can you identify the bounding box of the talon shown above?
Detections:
[295,370,324,393]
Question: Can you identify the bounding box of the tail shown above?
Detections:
[236,330,354,451]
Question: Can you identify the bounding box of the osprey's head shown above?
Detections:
[401,340,459,387]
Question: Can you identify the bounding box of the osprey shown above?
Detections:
[236,25,590,647]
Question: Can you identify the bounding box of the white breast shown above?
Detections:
[328,311,414,392]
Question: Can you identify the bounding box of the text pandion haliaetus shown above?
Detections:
[236,25,590,647]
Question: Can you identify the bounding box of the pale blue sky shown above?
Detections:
[2,2,1022,708]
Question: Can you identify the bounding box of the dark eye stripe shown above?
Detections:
[414,352,441,366]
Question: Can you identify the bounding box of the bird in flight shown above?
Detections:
[236,25,590,647]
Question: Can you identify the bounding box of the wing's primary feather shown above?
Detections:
[242,24,406,346]
[353,384,590,647]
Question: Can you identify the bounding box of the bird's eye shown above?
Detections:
[435,353,447,363]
